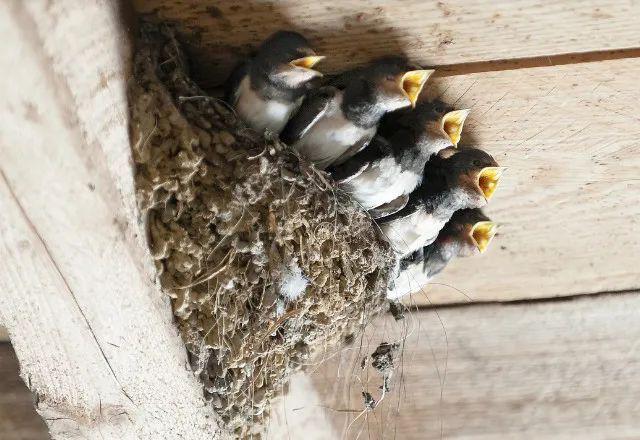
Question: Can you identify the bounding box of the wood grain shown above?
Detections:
[1,1,638,436]
[132,0,640,86]
[7,293,640,440]
[399,57,640,305]
[286,292,640,439]
[130,1,640,304]
[0,1,224,438]
[0,344,49,440]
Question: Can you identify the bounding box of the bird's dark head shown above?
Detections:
[410,100,471,154]
[366,57,433,112]
[439,209,497,256]
[254,31,324,89]
[430,147,505,208]
[432,99,470,148]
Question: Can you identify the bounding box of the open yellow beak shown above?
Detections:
[290,55,325,71]
[477,167,505,200]
[400,70,433,108]
[442,109,470,147]
[470,221,497,253]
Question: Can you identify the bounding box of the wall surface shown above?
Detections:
[1,0,639,439]
[0,1,224,438]
[285,293,640,439]
[129,1,640,438]
[133,0,640,306]
[5,292,640,439]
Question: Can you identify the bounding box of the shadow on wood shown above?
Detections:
[137,1,410,89]
[0,343,49,440]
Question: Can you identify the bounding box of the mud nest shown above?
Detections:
[129,22,395,436]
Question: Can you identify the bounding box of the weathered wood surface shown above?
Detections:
[132,0,640,305]
[133,0,640,86]
[0,1,224,438]
[407,57,640,305]
[266,374,341,440]
[1,0,639,437]
[0,344,49,440]
[275,292,640,439]
[5,294,640,439]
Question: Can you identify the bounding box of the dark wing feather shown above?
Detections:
[400,247,425,271]
[331,135,371,166]
[224,60,250,106]
[329,158,370,184]
[280,87,335,145]
[368,193,410,219]
[328,136,390,183]
[422,242,449,279]
[377,191,422,224]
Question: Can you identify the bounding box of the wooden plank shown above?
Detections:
[398,57,640,305]
[132,0,640,86]
[0,344,49,440]
[0,172,131,439]
[266,374,341,440]
[134,2,640,304]
[0,1,224,438]
[286,293,640,439]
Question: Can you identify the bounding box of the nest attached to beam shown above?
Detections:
[129,22,394,436]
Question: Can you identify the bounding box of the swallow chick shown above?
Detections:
[281,58,433,169]
[387,209,496,300]
[329,100,470,214]
[225,31,324,134]
[378,147,504,258]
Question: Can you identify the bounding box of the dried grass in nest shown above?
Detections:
[129,22,395,436]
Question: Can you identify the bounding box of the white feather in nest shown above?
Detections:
[275,260,310,317]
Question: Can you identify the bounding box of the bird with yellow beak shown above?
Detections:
[387,208,497,300]
[281,57,432,169]
[225,31,325,134]
[330,99,469,216]
[378,146,504,258]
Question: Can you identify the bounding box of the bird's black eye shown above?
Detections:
[473,160,484,167]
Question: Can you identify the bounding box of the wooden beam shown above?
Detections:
[133,0,640,86]
[132,1,640,304]
[0,1,223,438]
[6,289,640,440]
[295,292,640,439]
[404,57,640,305]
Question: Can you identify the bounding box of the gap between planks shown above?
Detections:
[133,0,640,87]
[201,46,640,99]
[434,47,640,77]
[405,288,640,311]
[3,289,638,344]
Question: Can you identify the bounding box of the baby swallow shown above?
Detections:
[329,100,470,214]
[280,58,433,169]
[378,147,504,258]
[225,31,324,134]
[387,209,497,300]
